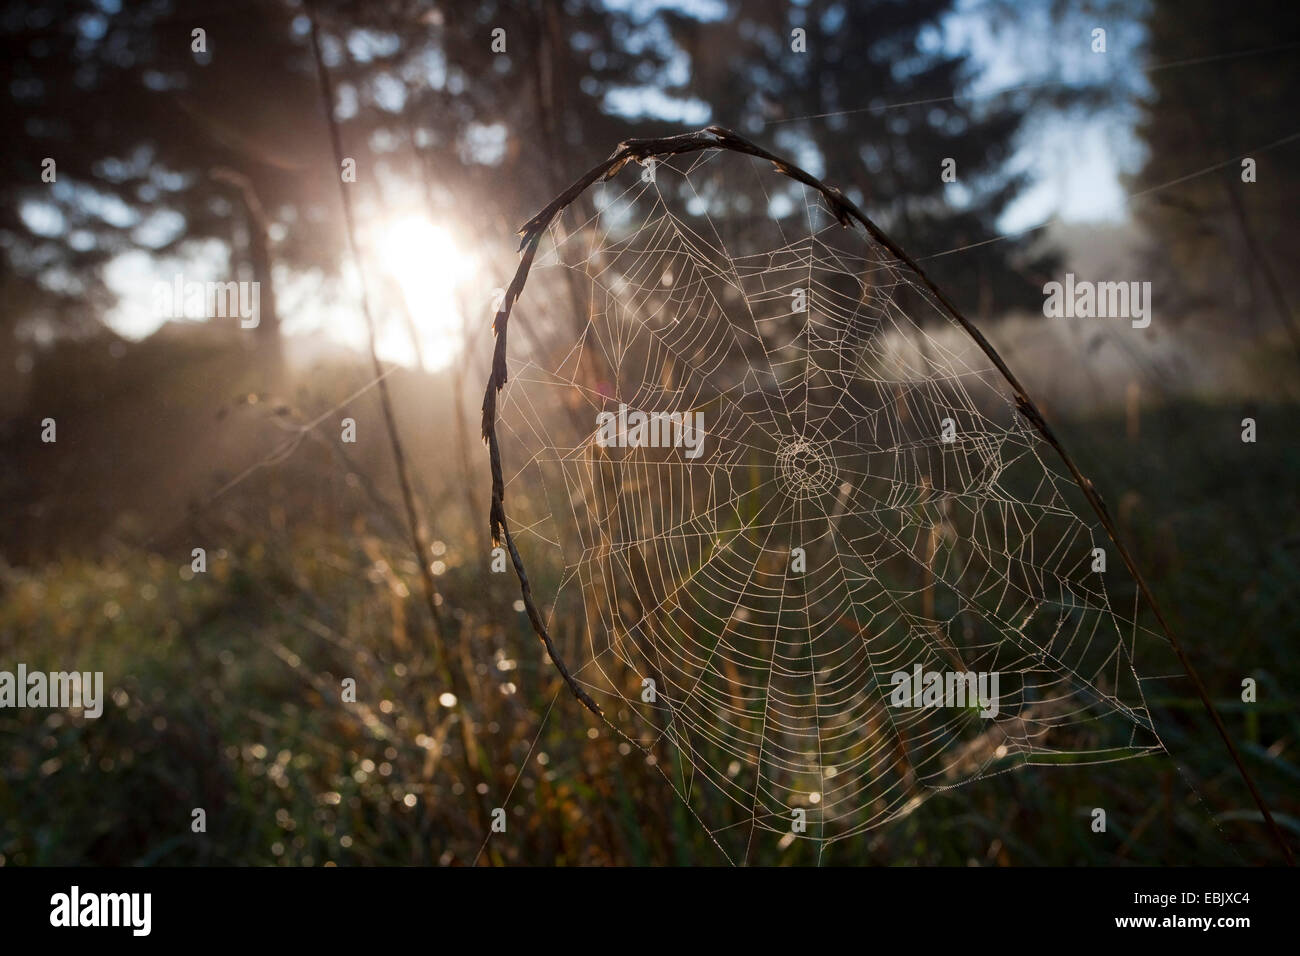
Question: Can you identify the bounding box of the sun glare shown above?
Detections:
[373,216,473,370]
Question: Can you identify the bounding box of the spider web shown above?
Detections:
[494,147,1168,855]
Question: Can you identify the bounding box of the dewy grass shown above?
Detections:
[2,400,1296,864]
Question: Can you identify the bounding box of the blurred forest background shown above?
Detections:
[1,0,1298,865]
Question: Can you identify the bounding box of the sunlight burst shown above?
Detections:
[373,216,473,370]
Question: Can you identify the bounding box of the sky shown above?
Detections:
[943,3,1144,230]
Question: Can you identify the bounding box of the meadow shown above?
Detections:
[2,334,1294,866]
